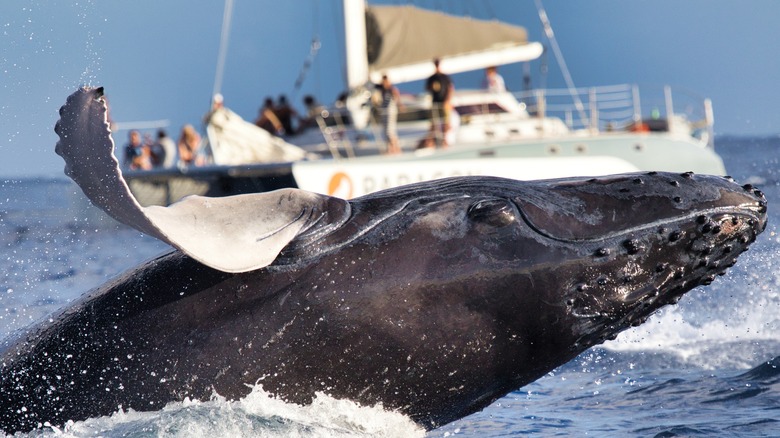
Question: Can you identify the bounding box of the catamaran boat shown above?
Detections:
[124,0,726,205]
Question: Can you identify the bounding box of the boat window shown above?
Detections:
[625,118,669,132]
[396,108,431,123]
[455,103,507,116]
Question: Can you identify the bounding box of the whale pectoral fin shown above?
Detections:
[56,87,350,273]
[144,189,336,273]
[54,87,168,241]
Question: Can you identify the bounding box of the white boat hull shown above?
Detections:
[292,133,726,198]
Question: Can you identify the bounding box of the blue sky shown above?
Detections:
[1,0,778,178]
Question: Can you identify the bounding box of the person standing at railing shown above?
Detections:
[153,129,177,168]
[298,95,324,131]
[483,66,506,92]
[377,74,402,154]
[425,58,453,148]
[254,97,284,135]
[276,95,298,136]
[177,124,204,167]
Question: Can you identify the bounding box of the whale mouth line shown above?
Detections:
[517,205,763,244]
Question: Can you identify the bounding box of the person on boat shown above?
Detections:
[123,130,151,171]
[424,58,454,148]
[298,95,324,131]
[375,74,403,154]
[483,66,506,92]
[275,95,298,136]
[152,129,177,168]
[335,92,348,108]
[254,97,284,135]
[177,124,203,167]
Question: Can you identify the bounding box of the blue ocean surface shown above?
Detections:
[1,136,779,437]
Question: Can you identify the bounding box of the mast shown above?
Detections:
[212,0,235,104]
[342,0,371,129]
[343,0,369,90]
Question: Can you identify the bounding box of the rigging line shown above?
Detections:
[290,0,322,99]
[212,0,234,102]
[533,0,589,128]
[291,37,322,100]
[313,0,321,97]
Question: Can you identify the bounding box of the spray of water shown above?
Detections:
[21,386,423,438]
[70,1,104,86]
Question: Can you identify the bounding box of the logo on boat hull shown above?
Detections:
[295,156,640,199]
[325,169,477,199]
[327,172,353,199]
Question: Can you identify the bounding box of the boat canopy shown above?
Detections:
[366,5,544,84]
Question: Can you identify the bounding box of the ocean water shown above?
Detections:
[1,136,779,437]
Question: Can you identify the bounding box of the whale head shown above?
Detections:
[281,171,768,429]
[495,171,768,350]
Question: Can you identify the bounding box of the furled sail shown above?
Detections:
[205,107,311,165]
[365,5,544,84]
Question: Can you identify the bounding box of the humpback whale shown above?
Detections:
[0,87,768,433]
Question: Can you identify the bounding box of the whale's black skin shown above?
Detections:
[0,173,767,433]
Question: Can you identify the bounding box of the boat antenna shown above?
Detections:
[534,0,588,128]
[212,0,235,104]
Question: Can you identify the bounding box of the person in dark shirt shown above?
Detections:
[275,94,298,135]
[255,97,284,135]
[150,129,176,168]
[424,58,454,147]
[298,95,325,131]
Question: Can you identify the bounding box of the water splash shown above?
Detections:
[604,223,780,370]
[20,386,423,438]
[70,0,104,86]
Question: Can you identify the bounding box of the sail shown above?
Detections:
[205,107,311,165]
[365,5,543,84]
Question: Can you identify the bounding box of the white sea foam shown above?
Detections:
[20,386,423,438]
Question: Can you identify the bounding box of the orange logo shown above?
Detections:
[327,172,353,199]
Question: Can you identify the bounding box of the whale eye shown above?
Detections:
[467,198,517,227]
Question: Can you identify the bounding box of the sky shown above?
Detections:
[1,0,779,178]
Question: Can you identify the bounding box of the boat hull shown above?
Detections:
[125,163,295,206]
[293,133,726,198]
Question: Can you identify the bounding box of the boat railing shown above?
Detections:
[316,103,436,156]
[515,84,715,148]
[315,109,356,159]
[314,83,716,155]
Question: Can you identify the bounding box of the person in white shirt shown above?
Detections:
[483,66,506,92]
